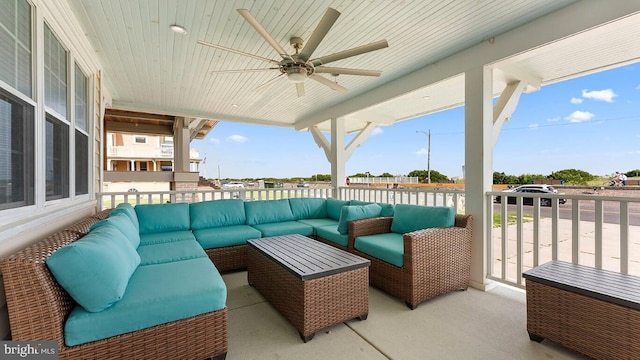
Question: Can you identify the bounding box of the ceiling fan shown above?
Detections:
[197,7,389,97]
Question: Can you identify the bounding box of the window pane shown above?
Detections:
[45,115,69,200]
[44,24,66,117]
[75,130,88,195]
[0,0,31,97]
[0,88,34,210]
[74,63,87,131]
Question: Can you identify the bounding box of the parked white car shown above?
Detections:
[222,182,244,189]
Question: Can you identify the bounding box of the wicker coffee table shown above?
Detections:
[247,234,370,342]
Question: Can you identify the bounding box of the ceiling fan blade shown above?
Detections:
[211,68,279,74]
[254,73,285,91]
[309,74,347,93]
[197,40,280,65]
[314,67,382,77]
[237,9,292,61]
[311,39,389,66]
[298,7,340,62]
[296,83,305,97]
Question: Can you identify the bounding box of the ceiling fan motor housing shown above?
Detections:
[282,62,313,83]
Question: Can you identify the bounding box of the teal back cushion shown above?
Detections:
[135,203,190,234]
[46,224,140,312]
[244,199,295,225]
[326,198,350,220]
[90,212,140,248]
[289,198,327,220]
[190,199,246,230]
[349,200,395,217]
[111,202,139,231]
[390,204,455,234]
[337,203,382,235]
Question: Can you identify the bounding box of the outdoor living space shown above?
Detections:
[221,270,585,360]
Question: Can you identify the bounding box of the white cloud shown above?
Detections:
[582,88,617,102]
[209,137,221,145]
[416,148,428,156]
[636,84,640,90]
[227,135,248,143]
[570,97,583,104]
[528,124,539,129]
[547,117,561,123]
[565,110,595,123]
[371,128,383,136]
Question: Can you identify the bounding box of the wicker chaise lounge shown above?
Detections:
[348,214,473,309]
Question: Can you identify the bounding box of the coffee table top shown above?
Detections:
[247,234,370,281]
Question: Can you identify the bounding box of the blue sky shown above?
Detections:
[193,63,640,180]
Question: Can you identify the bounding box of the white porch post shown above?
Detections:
[465,66,495,291]
[330,118,346,199]
[173,117,190,172]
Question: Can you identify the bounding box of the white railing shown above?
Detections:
[97,187,638,289]
[348,176,419,184]
[486,190,640,288]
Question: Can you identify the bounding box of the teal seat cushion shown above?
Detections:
[337,204,382,235]
[355,233,404,267]
[326,198,350,220]
[244,199,295,225]
[296,218,339,235]
[139,230,196,246]
[137,240,207,265]
[135,203,190,234]
[288,198,327,220]
[349,200,395,217]
[193,225,262,249]
[190,199,246,230]
[316,225,348,247]
[46,224,140,312]
[251,221,314,237]
[64,257,227,346]
[111,202,139,231]
[390,204,455,234]
[90,212,140,248]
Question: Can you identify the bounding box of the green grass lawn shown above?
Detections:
[493,212,534,228]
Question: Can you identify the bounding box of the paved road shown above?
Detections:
[493,200,640,226]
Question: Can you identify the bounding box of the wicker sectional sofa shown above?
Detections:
[0,197,472,359]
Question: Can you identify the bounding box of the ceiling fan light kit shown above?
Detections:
[198,7,388,97]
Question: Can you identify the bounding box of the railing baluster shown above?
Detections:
[595,199,603,269]
[620,201,629,274]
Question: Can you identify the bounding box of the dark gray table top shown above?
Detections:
[247,234,370,281]
[523,260,640,310]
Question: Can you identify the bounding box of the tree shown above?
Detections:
[549,169,595,185]
[379,172,394,178]
[408,169,450,183]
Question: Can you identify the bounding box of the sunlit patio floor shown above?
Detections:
[222,271,588,360]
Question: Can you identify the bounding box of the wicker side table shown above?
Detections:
[247,234,370,342]
[523,261,640,360]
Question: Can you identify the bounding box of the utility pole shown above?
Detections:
[416,130,431,183]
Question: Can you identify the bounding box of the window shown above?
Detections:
[45,115,69,200]
[0,88,34,210]
[0,0,32,97]
[74,63,88,195]
[44,23,67,117]
[134,136,147,144]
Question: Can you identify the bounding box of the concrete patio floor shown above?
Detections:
[222,271,588,360]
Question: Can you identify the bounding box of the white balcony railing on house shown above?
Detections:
[96,187,639,288]
[107,146,201,159]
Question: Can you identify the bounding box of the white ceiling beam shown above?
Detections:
[309,125,331,161]
[294,0,640,130]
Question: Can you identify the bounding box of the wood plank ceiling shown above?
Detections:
[68,0,640,134]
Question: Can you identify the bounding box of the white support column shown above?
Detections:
[173,117,190,172]
[330,118,346,198]
[465,66,496,291]
[345,122,376,159]
[309,125,331,160]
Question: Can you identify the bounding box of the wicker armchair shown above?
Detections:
[348,214,473,309]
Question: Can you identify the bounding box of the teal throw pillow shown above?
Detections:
[90,212,140,248]
[349,200,395,217]
[390,204,455,234]
[46,224,140,312]
[111,202,139,231]
[326,198,350,220]
[337,203,382,235]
